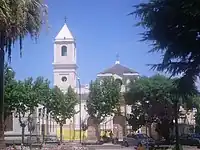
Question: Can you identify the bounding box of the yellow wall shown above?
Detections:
[56,129,86,141]
[56,129,109,141]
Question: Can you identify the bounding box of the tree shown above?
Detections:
[4,64,17,122]
[0,1,48,147]
[125,75,197,143]
[4,67,52,147]
[12,77,47,147]
[124,75,174,141]
[50,86,77,142]
[36,77,51,136]
[132,1,200,149]
[132,0,200,92]
[86,77,121,139]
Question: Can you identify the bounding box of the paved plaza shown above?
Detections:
[5,144,200,150]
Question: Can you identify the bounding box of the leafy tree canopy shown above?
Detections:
[12,77,48,118]
[87,77,121,123]
[125,75,174,127]
[37,77,52,113]
[0,0,48,57]
[133,0,200,95]
[50,86,78,125]
[124,75,197,140]
[4,65,52,120]
[4,64,17,119]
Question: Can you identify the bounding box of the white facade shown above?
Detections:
[74,85,90,130]
[35,104,57,136]
[4,105,57,142]
[53,24,90,131]
[53,23,77,91]
[5,22,198,142]
[5,111,37,136]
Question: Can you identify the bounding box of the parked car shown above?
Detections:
[154,137,175,146]
[190,133,200,140]
[45,136,60,145]
[179,134,200,147]
[122,133,155,147]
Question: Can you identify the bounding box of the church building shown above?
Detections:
[52,22,89,140]
[52,22,139,140]
[3,22,197,143]
[53,23,77,90]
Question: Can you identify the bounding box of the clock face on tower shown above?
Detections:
[61,76,67,82]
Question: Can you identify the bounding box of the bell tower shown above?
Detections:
[53,23,77,91]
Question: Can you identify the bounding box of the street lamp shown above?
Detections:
[77,78,82,144]
[42,107,45,143]
[144,113,148,135]
[144,113,149,150]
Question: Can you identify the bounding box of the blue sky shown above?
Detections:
[8,0,161,85]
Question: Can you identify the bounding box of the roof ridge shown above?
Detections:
[55,23,74,41]
[98,63,138,76]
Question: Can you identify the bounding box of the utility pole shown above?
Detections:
[42,107,45,143]
[77,78,81,144]
[38,108,41,141]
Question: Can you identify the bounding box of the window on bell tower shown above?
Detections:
[61,46,67,56]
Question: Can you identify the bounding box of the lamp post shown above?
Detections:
[38,108,41,140]
[144,113,149,150]
[77,78,82,144]
[42,107,45,143]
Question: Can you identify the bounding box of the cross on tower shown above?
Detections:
[116,53,119,61]
[64,16,67,23]
[115,53,120,64]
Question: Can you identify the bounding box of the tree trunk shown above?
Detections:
[29,131,32,150]
[46,112,49,137]
[0,48,5,148]
[174,101,180,150]
[73,116,75,140]
[149,123,152,137]
[95,122,101,142]
[21,124,26,150]
[60,123,63,143]
[95,126,101,141]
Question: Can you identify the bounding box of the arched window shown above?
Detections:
[61,46,67,56]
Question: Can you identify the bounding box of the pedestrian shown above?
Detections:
[109,131,113,139]
[137,143,145,150]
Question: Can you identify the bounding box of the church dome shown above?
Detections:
[97,54,139,77]
[98,63,138,77]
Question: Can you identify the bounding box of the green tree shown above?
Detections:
[132,1,200,149]
[132,0,200,91]
[4,65,17,122]
[36,77,51,136]
[50,86,77,142]
[125,75,197,143]
[12,77,47,146]
[125,75,174,140]
[0,1,48,147]
[86,77,121,139]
